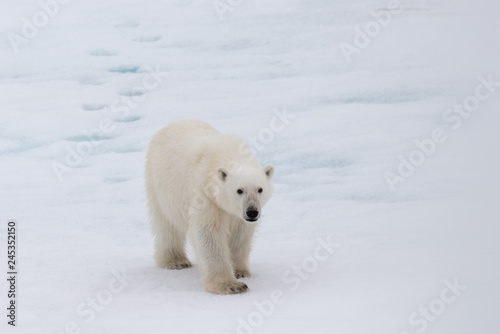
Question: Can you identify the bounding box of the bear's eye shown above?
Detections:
[237,189,243,195]
[258,188,263,193]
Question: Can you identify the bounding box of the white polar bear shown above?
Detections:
[145,119,274,294]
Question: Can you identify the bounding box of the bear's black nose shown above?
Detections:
[246,210,259,219]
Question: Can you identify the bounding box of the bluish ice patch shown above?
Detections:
[108,65,140,74]
[65,134,113,142]
[119,90,145,97]
[261,151,352,172]
[0,136,55,154]
[0,138,22,153]
[256,149,353,186]
[104,177,130,184]
[132,36,161,42]
[336,88,443,105]
[89,49,117,57]
[81,104,107,111]
[115,115,142,123]
[344,193,423,203]
[111,146,144,154]
[290,153,351,170]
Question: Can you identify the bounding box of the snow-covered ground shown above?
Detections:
[1,0,499,333]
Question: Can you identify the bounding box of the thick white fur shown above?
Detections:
[145,119,274,294]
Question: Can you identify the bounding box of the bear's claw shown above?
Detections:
[159,260,192,270]
[229,283,248,294]
[234,269,251,279]
[207,281,249,294]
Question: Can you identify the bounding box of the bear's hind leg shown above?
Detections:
[150,204,191,269]
[154,223,192,269]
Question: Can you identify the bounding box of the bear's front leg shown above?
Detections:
[192,223,249,295]
[230,220,257,279]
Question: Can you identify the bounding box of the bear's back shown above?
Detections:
[146,119,260,186]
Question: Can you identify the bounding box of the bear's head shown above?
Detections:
[215,164,274,222]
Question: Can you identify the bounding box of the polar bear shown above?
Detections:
[145,119,274,294]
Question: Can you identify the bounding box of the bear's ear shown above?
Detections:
[216,167,229,181]
[263,164,274,179]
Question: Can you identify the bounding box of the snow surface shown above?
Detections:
[1,0,499,333]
